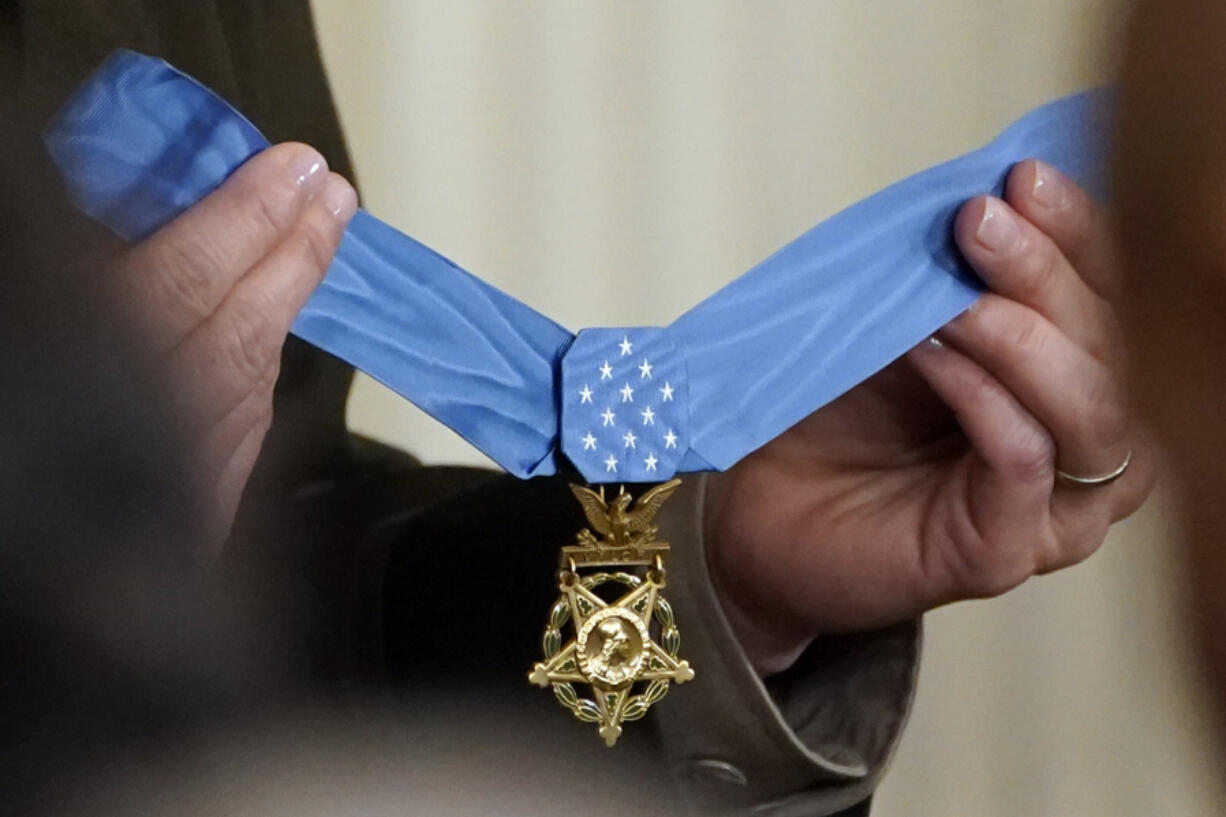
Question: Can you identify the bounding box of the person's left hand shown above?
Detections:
[703,160,1155,675]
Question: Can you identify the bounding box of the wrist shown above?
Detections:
[702,472,818,677]
[710,570,817,677]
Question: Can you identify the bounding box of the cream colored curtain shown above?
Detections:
[311,2,1223,814]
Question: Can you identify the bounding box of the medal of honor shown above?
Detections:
[48,50,1108,748]
[529,479,693,746]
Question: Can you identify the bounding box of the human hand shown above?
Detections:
[111,143,357,554]
[703,160,1154,675]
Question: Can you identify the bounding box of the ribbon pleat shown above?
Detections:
[46,50,571,479]
[45,50,1110,483]
[673,91,1108,471]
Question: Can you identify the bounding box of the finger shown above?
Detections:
[906,336,1053,588]
[1045,427,1157,574]
[203,413,272,558]
[908,336,1055,487]
[1004,159,1122,302]
[940,294,1133,491]
[115,142,330,348]
[169,172,357,429]
[955,194,1117,363]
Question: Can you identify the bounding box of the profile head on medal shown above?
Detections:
[577,608,650,687]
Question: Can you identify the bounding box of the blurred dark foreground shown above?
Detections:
[0,85,670,817]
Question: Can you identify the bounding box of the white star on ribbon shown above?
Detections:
[579,384,593,404]
[599,361,613,381]
[601,408,616,427]
[582,432,597,451]
[664,429,677,449]
[619,336,633,356]
[623,430,637,449]
[644,453,659,472]
[619,383,634,403]
[604,454,618,473]
[659,382,674,402]
[639,359,653,379]
[641,406,656,426]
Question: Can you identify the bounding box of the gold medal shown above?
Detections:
[528,478,694,746]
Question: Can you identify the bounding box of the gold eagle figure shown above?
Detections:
[569,478,682,550]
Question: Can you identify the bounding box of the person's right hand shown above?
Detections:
[111,143,357,554]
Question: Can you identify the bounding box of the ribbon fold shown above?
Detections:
[45,50,1110,483]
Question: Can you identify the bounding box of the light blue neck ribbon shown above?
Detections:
[45,50,1109,484]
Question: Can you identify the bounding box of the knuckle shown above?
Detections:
[291,206,342,276]
[1079,374,1130,450]
[1008,310,1049,359]
[1002,427,1055,482]
[250,403,275,439]
[1014,236,1062,301]
[1057,517,1109,568]
[965,365,1003,406]
[1062,208,1113,289]
[142,236,227,322]
[926,501,1046,601]
[243,171,303,239]
[1112,456,1156,522]
[974,563,1031,598]
[220,297,283,386]
[1080,327,1113,367]
[1061,194,1097,252]
[1090,309,1125,364]
[216,388,277,452]
[961,295,1007,350]
[953,542,1035,599]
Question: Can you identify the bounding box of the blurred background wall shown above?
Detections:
[309,2,1223,814]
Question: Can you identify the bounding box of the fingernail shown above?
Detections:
[292,149,328,192]
[322,175,358,222]
[976,198,1020,252]
[910,334,945,358]
[1030,160,1067,209]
